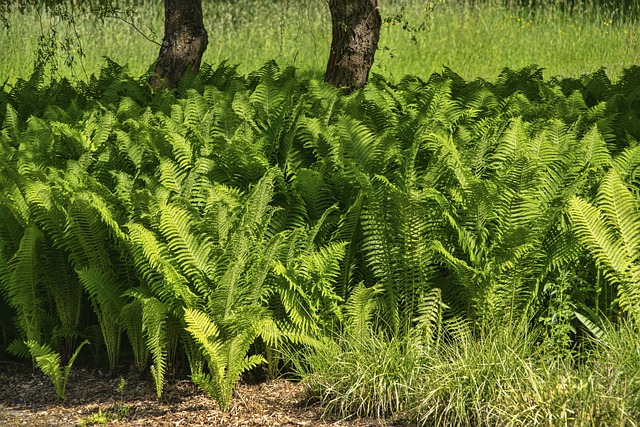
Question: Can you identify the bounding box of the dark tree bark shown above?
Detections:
[325,0,381,94]
[149,0,208,90]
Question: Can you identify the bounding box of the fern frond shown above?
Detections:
[159,203,212,287]
[24,340,64,396]
[126,222,198,308]
[63,197,112,271]
[185,307,264,410]
[598,172,640,265]
[18,339,89,400]
[41,246,82,338]
[120,299,149,372]
[569,170,640,320]
[344,282,381,339]
[184,307,223,364]
[139,296,168,398]
[5,226,44,343]
[569,196,628,284]
[158,158,187,194]
[611,145,640,186]
[337,117,381,173]
[413,287,446,347]
[76,266,125,370]
[183,89,209,130]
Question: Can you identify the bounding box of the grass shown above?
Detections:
[293,321,640,426]
[0,0,638,84]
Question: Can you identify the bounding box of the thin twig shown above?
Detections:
[109,13,162,47]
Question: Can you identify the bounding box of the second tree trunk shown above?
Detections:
[149,0,208,90]
[325,0,381,94]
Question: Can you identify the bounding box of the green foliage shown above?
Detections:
[8,339,89,400]
[297,320,640,426]
[77,267,125,371]
[293,281,442,419]
[137,295,168,399]
[410,323,640,426]
[1,226,46,344]
[184,307,264,410]
[1,60,640,418]
[569,167,640,323]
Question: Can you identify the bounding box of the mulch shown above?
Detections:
[0,362,400,427]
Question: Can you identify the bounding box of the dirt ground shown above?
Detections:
[0,362,399,427]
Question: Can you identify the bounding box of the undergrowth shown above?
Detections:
[0,60,639,423]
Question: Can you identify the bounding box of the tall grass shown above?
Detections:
[378,0,640,81]
[294,322,640,426]
[0,0,638,83]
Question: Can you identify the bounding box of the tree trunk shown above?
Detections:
[325,0,381,94]
[149,0,208,90]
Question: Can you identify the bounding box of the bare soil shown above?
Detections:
[0,362,398,427]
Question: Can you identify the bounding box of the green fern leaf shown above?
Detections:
[139,296,168,399]
[76,267,125,371]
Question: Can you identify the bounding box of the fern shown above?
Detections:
[76,267,125,371]
[9,339,89,400]
[184,307,264,410]
[412,287,446,347]
[3,226,45,344]
[139,295,169,399]
[158,202,212,288]
[41,245,83,356]
[343,282,381,340]
[569,169,640,322]
[120,299,149,373]
[4,62,640,403]
[126,222,198,310]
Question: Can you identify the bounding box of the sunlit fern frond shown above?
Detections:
[158,157,188,195]
[166,132,194,171]
[597,172,640,265]
[576,125,613,171]
[1,103,21,143]
[336,116,382,175]
[239,167,280,231]
[333,193,365,301]
[355,81,400,136]
[137,295,169,398]
[358,181,398,332]
[612,145,640,189]
[22,179,67,244]
[201,183,243,246]
[185,306,264,410]
[126,222,199,309]
[413,287,446,347]
[63,196,112,271]
[182,88,209,131]
[569,170,640,321]
[159,202,212,288]
[83,109,115,151]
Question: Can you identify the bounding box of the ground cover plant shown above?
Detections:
[1,58,640,425]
